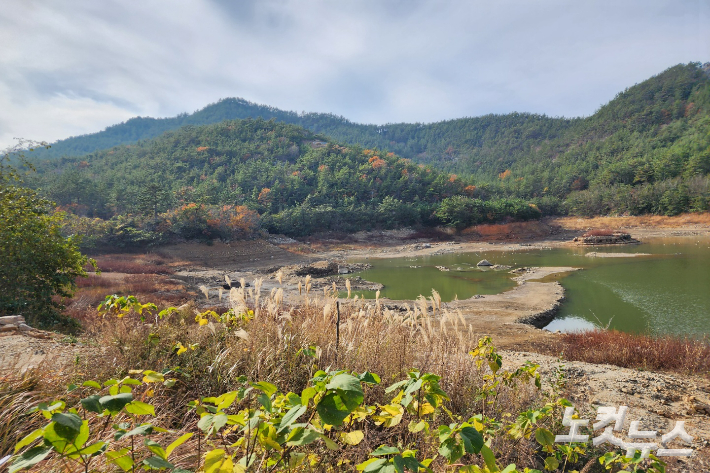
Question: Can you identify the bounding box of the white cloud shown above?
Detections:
[1,0,708,148]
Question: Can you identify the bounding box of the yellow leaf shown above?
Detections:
[142,370,165,384]
[382,404,403,416]
[417,402,436,416]
[340,430,364,446]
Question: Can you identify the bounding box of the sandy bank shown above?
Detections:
[584,252,652,258]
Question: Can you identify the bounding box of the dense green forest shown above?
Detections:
[22,62,710,243]
[27,120,539,245]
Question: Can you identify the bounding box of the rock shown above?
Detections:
[18,323,34,332]
[0,315,25,325]
[0,324,18,332]
[477,259,493,267]
[293,260,339,277]
[435,266,450,272]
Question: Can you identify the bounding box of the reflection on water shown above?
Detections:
[346,237,710,337]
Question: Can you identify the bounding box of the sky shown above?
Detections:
[1,0,709,149]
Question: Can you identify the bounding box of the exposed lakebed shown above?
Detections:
[346,236,710,336]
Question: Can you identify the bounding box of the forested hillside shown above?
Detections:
[27,120,539,245]
[25,62,710,234]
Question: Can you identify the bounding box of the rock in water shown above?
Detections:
[477,259,493,267]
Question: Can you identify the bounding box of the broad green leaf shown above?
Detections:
[82,380,101,389]
[357,458,386,472]
[318,433,339,451]
[120,378,142,386]
[384,379,408,393]
[286,427,320,446]
[125,400,155,416]
[316,392,350,426]
[481,445,499,472]
[408,420,428,433]
[278,405,307,433]
[370,445,400,456]
[535,428,555,447]
[301,386,317,406]
[340,430,364,445]
[393,455,406,473]
[66,441,106,459]
[544,456,559,471]
[460,426,484,454]
[257,393,272,412]
[142,456,175,470]
[115,424,153,440]
[404,378,423,396]
[13,428,44,453]
[144,439,167,460]
[99,393,133,415]
[501,466,518,473]
[81,394,103,414]
[198,413,228,435]
[9,446,51,473]
[51,412,82,438]
[438,438,463,463]
[358,371,381,384]
[106,449,134,472]
[326,374,364,410]
[166,432,193,457]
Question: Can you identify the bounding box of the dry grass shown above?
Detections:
[64,273,190,324]
[553,329,710,377]
[461,221,552,240]
[0,375,47,457]
[88,254,174,274]
[581,228,616,237]
[403,227,454,241]
[2,281,554,470]
[552,212,710,231]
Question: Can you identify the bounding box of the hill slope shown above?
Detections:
[29,62,710,219]
[29,119,540,241]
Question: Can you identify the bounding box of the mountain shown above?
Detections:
[28,119,539,241]
[28,62,710,219]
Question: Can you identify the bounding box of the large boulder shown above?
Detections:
[477,259,493,267]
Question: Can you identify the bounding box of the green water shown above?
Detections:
[345,237,710,336]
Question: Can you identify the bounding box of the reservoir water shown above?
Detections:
[346,236,710,337]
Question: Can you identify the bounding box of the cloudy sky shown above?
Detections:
[1,0,709,149]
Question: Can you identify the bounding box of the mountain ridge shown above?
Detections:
[35,62,709,164]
